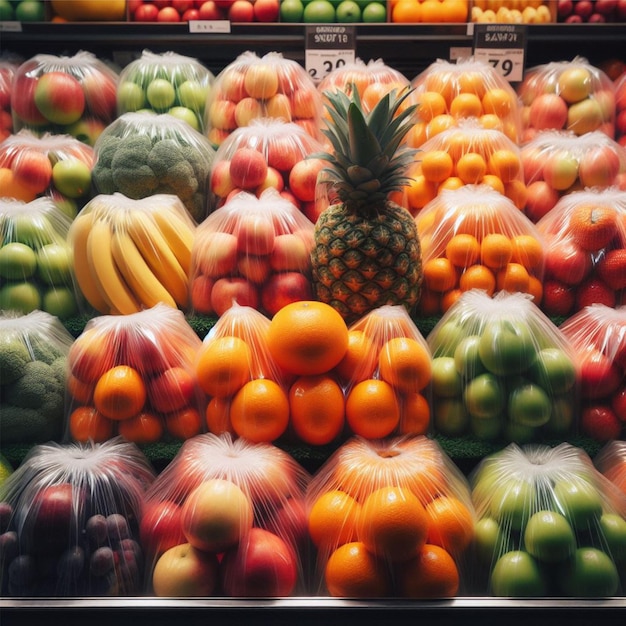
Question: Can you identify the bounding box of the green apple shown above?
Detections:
[464,372,506,420]
[42,286,78,319]
[36,243,72,285]
[527,347,576,395]
[545,396,574,436]
[490,478,534,531]
[303,0,335,22]
[471,414,502,441]
[146,78,176,111]
[335,0,361,22]
[507,380,551,428]
[478,320,536,377]
[117,81,146,112]
[430,320,465,357]
[599,513,626,563]
[504,419,537,444]
[12,213,54,248]
[362,1,387,22]
[0,281,42,313]
[473,516,508,564]
[177,80,209,112]
[558,547,620,597]
[431,356,462,398]
[553,478,603,529]
[490,550,547,597]
[433,396,469,437]
[0,242,37,280]
[167,106,201,132]
[453,334,486,380]
[51,159,92,199]
[280,0,304,22]
[523,509,576,563]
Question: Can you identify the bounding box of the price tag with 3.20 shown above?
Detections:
[305,48,355,83]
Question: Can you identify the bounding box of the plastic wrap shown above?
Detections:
[517,57,616,141]
[117,50,214,133]
[65,304,205,445]
[521,130,626,223]
[426,290,578,443]
[140,432,310,597]
[415,184,545,316]
[0,310,73,444]
[10,51,118,145]
[0,56,20,142]
[91,111,216,222]
[595,441,626,499]
[305,434,475,598]
[67,193,196,316]
[204,51,323,148]
[0,196,84,318]
[0,437,155,596]
[403,118,527,215]
[616,72,626,147]
[190,188,315,318]
[408,57,522,147]
[469,442,625,597]
[535,188,626,317]
[207,117,328,222]
[558,304,626,443]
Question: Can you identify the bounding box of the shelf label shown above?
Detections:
[305,25,355,83]
[473,23,526,82]
[188,20,231,33]
[0,21,22,32]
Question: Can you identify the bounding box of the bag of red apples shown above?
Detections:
[469,442,625,598]
[305,434,475,598]
[0,55,20,142]
[559,303,626,443]
[0,437,155,597]
[140,432,311,597]
[595,440,626,500]
[65,303,205,445]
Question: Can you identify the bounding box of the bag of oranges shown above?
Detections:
[427,289,578,443]
[469,442,625,597]
[139,432,311,597]
[0,437,155,597]
[65,303,205,445]
[595,441,626,500]
[305,434,475,598]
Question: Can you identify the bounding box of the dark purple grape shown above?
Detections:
[106,514,130,544]
[57,545,86,578]
[86,514,108,547]
[8,554,37,593]
[89,546,115,577]
[0,502,13,533]
[0,531,18,566]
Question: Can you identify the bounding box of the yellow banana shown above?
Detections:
[68,211,110,314]
[151,208,195,275]
[110,228,177,310]
[86,219,142,315]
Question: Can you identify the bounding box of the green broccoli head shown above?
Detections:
[29,336,65,366]
[0,338,31,385]
[180,143,212,184]
[4,360,64,409]
[0,402,63,443]
[111,135,159,199]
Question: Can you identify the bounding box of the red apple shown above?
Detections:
[260,271,313,317]
[525,180,560,222]
[238,254,272,284]
[134,3,159,20]
[172,0,194,11]
[289,158,325,202]
[229,0,254,21]
[256,166,285,195]
[595,0,618,16]
[12,149,52,194]
[578,145,621,187]
[182,7,200,19]
[198,0,226,19]
[11,73,48,126]
[544,239,593,285]
[618,0,626,19]
[157,6,181,21]
[528,93,568,130]
[236,214,275,255]
[254,0,279,21]
[210,159,236,198]
[34,72,85,125]
[264,496,309,556]
[580,404,622,441]
[197,231,238,276]
[557,0,574,18]
[140,500,186,558]
[82,71,117,121]
[210,276,260,316]
[579,347,623,399]
[148,366,196,413]
[266,138,301,172]
[574,0,594,19]
[269,233,311,272]
[611,385,626,421]
[234,96,263,127]
[229,147,268,189]
[208,98,237,131]
[191,274,216,314]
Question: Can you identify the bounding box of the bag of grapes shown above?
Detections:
[469,442,625,597]
[65,303,205,445]
[305,434,475,598]
[415,184,545,317]
[0,310,73,444]
[427,289,578,443]
[559,304,626,443]
[139,432,311,597]
[0,437,155,596]
[595,441,626,499]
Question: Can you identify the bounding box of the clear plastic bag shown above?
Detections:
[140,432,310,597]
[305,434,475,598]
[117,50,214,133]
[0,437,155,596]
[0,56,20,142]
[416,184,545,317]
[91,111,216,222]
[67,193,196,315]
[190,188,315,318]
[595,441,626,499]
[426,290,578,443]
[10,51,119,144]
[535,187,626,317]
[469,442,625,597]
[616,72,626,147]
[65,303,205,445]
[0,309,73,444]
[204,51,323,148]
[0,196,84,318]
[558,304,626,442]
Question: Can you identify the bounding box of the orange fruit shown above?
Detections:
[440,288,463,312]
[66,373,94,405]
[423,257,458,292]
[308,490,361,551]
[417,288,441,316]
[289,374,345,446]
[479,113,505,131]
[93,365,146,421]
[426,113,456,138]
[68,406,113,443]
[445,233,481,268]
[391,0,422,22]
[488,148,521,183]
[480,233,513,269]
[458,264,496,295]
[527,275,543,303]
[407,121,428,148]
[334,329,377,383]
[438,176,465,192]
[424,495,474,556]
[482,87,515,118]
[496,262,530,293]
[267,301,349,376]
[345,379,400,439]
[510,234,543,271]
[230,378,290,443]
[416,91,448,122]
[449,92,483,119]
[196,335,252,398]
[117,411,164,444]
[457,71,486,98]
[357,485,429,562]
[480,173,506,195]
[165,407,203,440]
[205,396,234,435]
[441,0,469,22]
[420,150,454,183]
[455,152,487,184]
[406,174,437,211]
[396,543,460,598]
[504,179,528,210]
[420,0,444,22]
[378,336,432,393]
[398,392,431,435]
[324,541,391,597]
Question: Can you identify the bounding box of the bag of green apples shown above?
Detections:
[0,309,73,445]
[139,432,311,597]
[426,289,578,443]
[470,442,626,597]
[0,437,155,597]
[305,434,475,598]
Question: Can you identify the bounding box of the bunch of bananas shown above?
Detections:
[69,195,195,315]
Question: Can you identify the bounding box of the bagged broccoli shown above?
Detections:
[10,51,118,144]
[0,310,73,444]
[305,434,475,598]
[0,437,155,596]
[470,442,625,597]
[559,304,626,443]
[65,304,205,445]
[91,111,216,222]
[595,441,626,500]
[117,50,214,132]
[415,184,545,317]
[427,290,578,443]
[140,432,310,597]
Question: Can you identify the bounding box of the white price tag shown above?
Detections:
[305,25,355,84]
[188,20,231,33]
[0,21,22,31]
[473,23,526,83]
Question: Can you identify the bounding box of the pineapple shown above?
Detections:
[310,86,422,325]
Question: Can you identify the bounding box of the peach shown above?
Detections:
[269,233,310,272]
[208,99,237,130]
[236,214,275,255]
[210,159,236,198]
[524,180,560,223]
[229,147,268,189]
[244,64,279,100]
[256,166,285,195]
[528,93,568,130]
[288,157,325,202]
[266,138,301,172]
[219,69,247,102]
[291,88,318,119]
[12,149,52,194]
[265,93,292,121]
[196,231,238,277]
[234,97,262,127]
[578,146,621,187]
[237,254,272,284]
